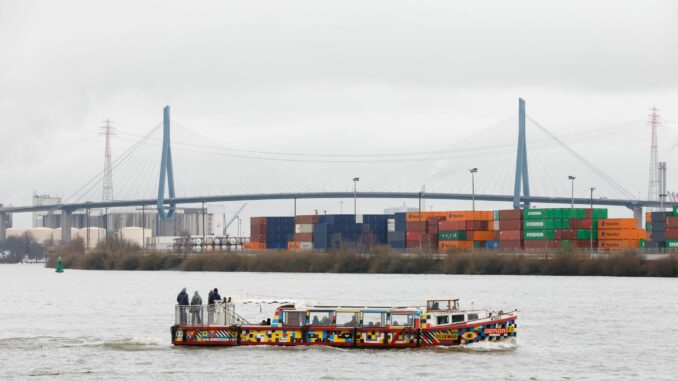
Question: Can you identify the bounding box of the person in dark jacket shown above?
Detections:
[177,288,189,324]
[190,291,203,324]
[207,288,222,324]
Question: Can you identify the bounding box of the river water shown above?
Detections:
[1,264,676,380]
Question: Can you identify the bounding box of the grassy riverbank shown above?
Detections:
[46,246,678,277]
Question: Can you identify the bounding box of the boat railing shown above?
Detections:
[175,301,250,326]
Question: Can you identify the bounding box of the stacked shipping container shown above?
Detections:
[248,207,655,253]
[598,218,645,251]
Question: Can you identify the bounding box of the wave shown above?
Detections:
[0,336,167,351]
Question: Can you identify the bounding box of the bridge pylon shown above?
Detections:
[157,105,177,220]
[513,98,531,209]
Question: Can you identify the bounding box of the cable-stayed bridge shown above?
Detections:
[0,98,671,242]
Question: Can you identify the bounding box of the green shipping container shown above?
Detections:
[523,209,560,220]
[558,219,571,229]
[493,210,500,220]
[439,230,466,241]
[576,229,599,240]
[591,209,608,219]
[524,220,554,230]
[665,239,678,248]
[640,239,646,248]
[524,230,555,240]
[560,209,579,219]
[645,222,652,231]
[673,205,678,217]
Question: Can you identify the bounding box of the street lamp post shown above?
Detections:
[568,176,576,208]
[660,193,667,211]
[590,187,595,252]
[352,177,360,216]
[469,168,478,212]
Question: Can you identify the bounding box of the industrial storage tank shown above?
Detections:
[120,227,152,248]
[27,228,55,244]
[53,228,79,243]
[6,228,27,239]
[76,228,106,249]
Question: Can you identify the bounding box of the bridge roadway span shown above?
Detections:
[0,192,672,214]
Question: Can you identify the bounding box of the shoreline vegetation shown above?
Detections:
[44,238,678,277]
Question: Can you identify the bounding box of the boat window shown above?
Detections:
[309,311,333,326]
[467,313,479,321]
[391,313,414,327]
[451,314,465,323]
[428,300,450,311]
[282,311,305,327]
[436,315,449,325]
[362,312,386,327]
[335,312,359,327]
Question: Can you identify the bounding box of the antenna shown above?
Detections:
[647,107,660,205]
[100,118,116,201]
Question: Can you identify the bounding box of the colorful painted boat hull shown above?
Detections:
[171,316,517,348]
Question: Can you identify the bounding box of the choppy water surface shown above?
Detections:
[1,265,677,380]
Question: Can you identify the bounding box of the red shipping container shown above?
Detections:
[667,216,678,228]
[295,232,313,242]
[665,228,678,240]
[555,229,577,240]
[406,221,428,232]
[465,220,489,231]
[573,219,592,229]
[295,215,319,224]
[494,231,500,240]
[499,240,523,249]
[575,240,597,248]
[499,230,522,240]
[406,231,423,241]
[499,210,522,220]
[439,220,466,230]
[498,220,522,230]
[524,240,561,249]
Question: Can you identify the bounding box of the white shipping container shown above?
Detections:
[493,220,500,231]
[387,219,396,232]
[356,214,364,224]
[299,242,313,250]
[295,224,313,233]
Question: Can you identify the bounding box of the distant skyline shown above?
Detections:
[1,0,677,227]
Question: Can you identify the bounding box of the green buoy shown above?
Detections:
[55,256,64,273]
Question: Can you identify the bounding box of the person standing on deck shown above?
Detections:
[208,288,222,324]
[176,288,189,324]
[191,291,203,324]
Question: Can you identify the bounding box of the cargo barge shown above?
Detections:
[171,299,517,348]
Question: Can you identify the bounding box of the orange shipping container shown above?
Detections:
[245,242,266,250]
[445,211,493,221]
[598,229,645,240]
[405,211,447,222]
[598,240,640,249]
[470,231,495,241]
[598,218,637,230]
[645,212,652,222]
[287,242,301,250]
[439,241,473,251]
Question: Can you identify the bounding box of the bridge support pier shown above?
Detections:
[61,209,72,244]
[631,206,643,229]
[0,212,7,241]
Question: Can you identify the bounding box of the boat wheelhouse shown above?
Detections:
[171,298,517,348]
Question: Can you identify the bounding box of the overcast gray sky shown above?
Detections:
[1,0,677,227]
